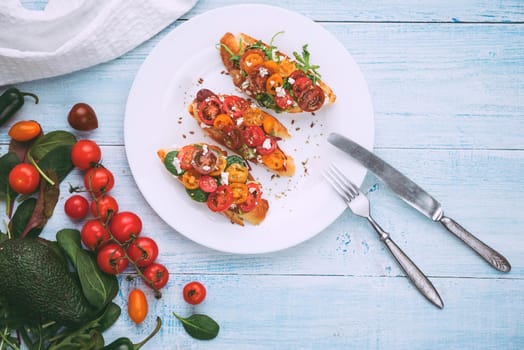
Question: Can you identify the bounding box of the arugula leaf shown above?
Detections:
[293,44,321,83]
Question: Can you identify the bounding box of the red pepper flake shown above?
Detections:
[197,77,204,84]
[295,127,301,131]
[182,134,187,139]
[291,119,295,125]
[310,121,316,128]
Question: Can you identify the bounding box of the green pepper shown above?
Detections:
[103,316,161,350]
[0,87,39,126]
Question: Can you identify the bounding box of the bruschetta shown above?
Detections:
[218,32,336,113]
[188,88,295,177]
[157,143,269,226]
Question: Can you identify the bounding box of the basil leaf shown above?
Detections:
[29,130,76,160]
[37,145,75,182]
[76,249,119,310]
[173,312,220,340]
[9,197,37,238]
[56,228,83,268]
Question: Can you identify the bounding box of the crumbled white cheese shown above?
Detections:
[202,144,208,155]
[172,157,182,174]
[241,80,250,89]
[219,96,225,102]
[259,67,269,77]
[202,165,211,172]
[275,86,286,98]
[261,138,272,150]
[287,77,295,85]
[221,172,229,185]
[236,117,244,126]
[200,122,210,128]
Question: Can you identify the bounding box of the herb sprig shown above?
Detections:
[293,44,321,83]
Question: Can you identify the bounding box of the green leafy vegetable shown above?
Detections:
[173,312,219,340]
[9,198,37,238]
[293,44,321,83]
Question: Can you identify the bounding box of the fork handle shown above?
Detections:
[439,216,511,272]
[367,218,444,309]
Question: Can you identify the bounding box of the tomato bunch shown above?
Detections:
[65,139,169,294]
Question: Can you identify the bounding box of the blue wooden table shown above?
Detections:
[1,1,523,349]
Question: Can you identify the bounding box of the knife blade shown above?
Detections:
[328,132,511,272]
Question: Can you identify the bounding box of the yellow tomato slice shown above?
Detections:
[278,58,297,77]
[213,114,234,130]
[262,115,277,135]
[181,170,200,190]
[209,155,227,176]
[266,73,284,95]
[230,183,249,204]
[261,149,286,170]
[242,107,265,126]
[240,52,265,73]
[226,163,249,183]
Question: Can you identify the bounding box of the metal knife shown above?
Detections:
[327,132,511,272]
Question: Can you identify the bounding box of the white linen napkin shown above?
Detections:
[0,0,198,86]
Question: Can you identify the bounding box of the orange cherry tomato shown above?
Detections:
[240,51,265,73]
[208,155,227,177]
[181,170,200,190]
[261,149,286,170]
[128,289,148,324]
[213,113,234,130]
[265,73,284,95]
[242,108,265,126]
[226,163,249,183]
[262,115,277,135]
[8,120,42,142]
[263,60,279,73]
[230,183,249,204]
[277,58,297,77]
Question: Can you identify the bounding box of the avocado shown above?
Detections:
[0,238,95,327]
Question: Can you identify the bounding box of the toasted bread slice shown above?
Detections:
[189,88,295,177]
[219,32,336,113]
[157,144,268,226]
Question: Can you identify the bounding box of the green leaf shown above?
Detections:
[29,131,76,161]
[173,312,220,340]
[36,145,75,183]
[0,152,19,200]
[75,249,118,310]
[56,229,82,268]
[9,198,37,238]
[95,303,121,333]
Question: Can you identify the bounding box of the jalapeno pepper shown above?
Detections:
[0,87,39,126]
[103,316,161,350]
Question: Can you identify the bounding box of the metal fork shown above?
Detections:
[325,164,444,309]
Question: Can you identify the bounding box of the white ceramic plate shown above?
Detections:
[125,4,374,254]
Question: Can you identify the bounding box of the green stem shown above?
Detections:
[0,327,20,350]
[135,317,162,349]
[28,153,55,186]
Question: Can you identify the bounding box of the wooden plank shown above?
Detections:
[1,23,521,149]
[103,274,524,349]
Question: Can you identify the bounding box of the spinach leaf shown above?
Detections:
[95,303,121,333]
[36,145,75,182]
[9,197,37,238]
[0,152,19,202]
[173,312,220,340]
[76,249,118,310]
[56,229,83,268]
[29,130,76,161]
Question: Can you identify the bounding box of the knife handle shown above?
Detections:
[440,216,511,272]
[367,218,444,308]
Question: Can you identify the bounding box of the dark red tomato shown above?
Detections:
[192,148,218,175]
[177,145,197,170]
[297,86,326,112]
[84,166,115,196]
[196,88,217,102]
[199,175,218,193]
[110,211,142,243]
[239,182,261,213]
[198,96,222,125]
[90,195,119,221]
[288,69,308,82]
[242,125,266,147]
[64,194,89,220]
[274,91,294,110]
[126,237,159,267]
[8,163,40,195]
[256,137,277,155]
[71,139,101,170]
[291,76,313,99]
[97,243,129,275]
[81,219,111,250]
[183,281,207,305]
[247,65,270,95]
[207,185,234,212]
[68,102,98,131]
[222,95,248,118]
[143,263,169,290]
[222,125,243,150]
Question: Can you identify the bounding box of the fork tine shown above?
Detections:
[324,169,351,202]
[328,163,360,197]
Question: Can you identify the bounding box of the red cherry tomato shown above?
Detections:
[297,85,326,112]
[8,163,40,195]
[71,139,101,170]
[242,125,266,147]
[90,195,119,221]
[109,211,142,243]
[197,96,222,125]
[81,219,111,250]
[143,263,169,290]
[255,137,277,155]
[64,194,89,220]
[274,91,294,110]
[126,237,159,267]
[239,182,262,213]
[183,281,207,305]
[222,95,248,118]
[84,166,114,196]
[176,145,197,170]
[198,175,218,193]
[97,243,129,275]
[207,185,234,212]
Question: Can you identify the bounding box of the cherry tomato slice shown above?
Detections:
[274,91,294,110]
[242,125,266,147]
[222,125,243,150]
[291,76,314,99]
[242,107,265,126]
[192,147,218,175]
[222,96,248,119]
[177,145,197,170]
[239,182,262,213]
[289,69,308,82]
[198,96,222,125]
[199,175,218,193]
[261,149,286,170]
[181,170,200,190]
[207,185,234,212]
[256,137,277,155]
[230,183,249,204]
[297,85,326,112]
[213,113,234,130]
[240,49,266,73]
[266,73,284,95]
[225,163,249,183]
